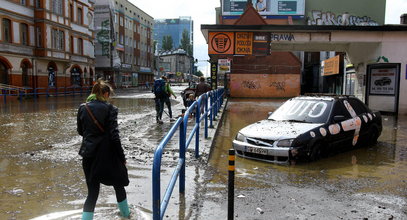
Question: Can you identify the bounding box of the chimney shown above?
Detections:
[401,14,407,24]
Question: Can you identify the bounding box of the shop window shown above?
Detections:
[71,67,81,86]
[48,66,56,87]
[21,63,29,87]
[2,19,12,43]
[0,61,8,84]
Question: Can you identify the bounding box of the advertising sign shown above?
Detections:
[210,62,218,90]
[235,32,253,55]
[321,55,340,76]
[369,68,396,95]
[253,33,270,56]
[208,32,235,55]
[218,59,231,73]
[222,0,305,16]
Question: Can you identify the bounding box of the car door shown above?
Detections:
[327,100,353,150]
[347,98,371,146]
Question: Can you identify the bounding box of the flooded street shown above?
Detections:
[1,94,406,219]
[199,99,407,219]
[0,89,187,220]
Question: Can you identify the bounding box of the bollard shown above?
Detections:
[228,149,235,220]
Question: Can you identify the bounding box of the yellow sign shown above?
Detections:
[176,72,182,76]
[235,32,253,55]
[322,55,340,76]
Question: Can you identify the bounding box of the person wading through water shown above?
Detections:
[77,79,130,219]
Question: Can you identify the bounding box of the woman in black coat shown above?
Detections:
[77,80,130,219]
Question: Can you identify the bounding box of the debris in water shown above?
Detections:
[237,195,245,198]
[256,207,264,214]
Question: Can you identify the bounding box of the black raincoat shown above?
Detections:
[77,100,129,186]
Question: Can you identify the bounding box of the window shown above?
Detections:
[77,8,83,25]
[35,0,41,8]
[36,26,42,47]
[70,36,74,54]
[77,38,83,55]
[20,24,28,45]
[52,0,63,15]
[20,0,26,6]
[52,29,64,50]
[70,4,74,22]
[2,19,12,43]
[347,98,368,115]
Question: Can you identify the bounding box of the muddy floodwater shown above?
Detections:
[1,94,407,219]
[199,99,407,219]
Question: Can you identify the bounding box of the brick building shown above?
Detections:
[0,0,95,90]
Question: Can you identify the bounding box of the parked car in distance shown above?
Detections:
[374,77,392,86]
[232,95,382,163]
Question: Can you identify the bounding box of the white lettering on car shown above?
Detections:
[319,127,327,136]
[342,100,361,146]
[308,102,328,118]
[329,124,341,135]
[363,115,368,123]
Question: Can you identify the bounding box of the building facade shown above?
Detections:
[153,16,193,55]
[157,49,193,82]
[0,0,95,90]
[94,0,154,87]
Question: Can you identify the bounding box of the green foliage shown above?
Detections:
[195,70,203,77]
[162,35,173,51]
[180,29,193,56]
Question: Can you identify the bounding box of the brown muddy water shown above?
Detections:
[1,95,407,219]
[199,98,407,219]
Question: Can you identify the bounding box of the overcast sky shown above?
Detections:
[130,0,406,76]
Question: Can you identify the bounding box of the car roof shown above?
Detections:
[295,94,357,101]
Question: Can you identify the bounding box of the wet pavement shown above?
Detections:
[1,92,406,219]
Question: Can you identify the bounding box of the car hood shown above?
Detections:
[239,120,323,140]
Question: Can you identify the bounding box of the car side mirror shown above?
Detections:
[333,115,346,122]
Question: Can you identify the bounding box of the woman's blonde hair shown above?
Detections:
[91,79,113,101]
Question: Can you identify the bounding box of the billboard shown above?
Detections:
[222,0,305,16]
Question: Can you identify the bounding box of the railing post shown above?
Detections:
[179,118,186,193]
[204,94,208,138]
[195,98,200,159]
[228,149,235,220]
[209,91,214,128]
[152,151,162,220]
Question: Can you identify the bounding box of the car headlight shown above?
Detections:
[277,139,294,147]
[236,132,246,142]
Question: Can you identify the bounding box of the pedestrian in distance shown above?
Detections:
[153,77,166,124]
[195,76,211,114]
[161,76,177,122]
[77,79,130,220]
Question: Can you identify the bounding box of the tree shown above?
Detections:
[195,70,203,77]
[162,35,173,51]
[180,29,193,56]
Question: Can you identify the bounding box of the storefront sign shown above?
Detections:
[235,32,252,55]
[321,55,340,76]
[253,33,270,56]
[208,32,234,55]
[270,33,295,42]
[218,59,231,73]
[210,62,218,90]
[369,68,396,95]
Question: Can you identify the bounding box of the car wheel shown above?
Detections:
[368,127,379,146]
[309,144,322,161]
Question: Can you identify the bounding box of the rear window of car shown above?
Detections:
[347,98,368,115]
[269,98,333,123]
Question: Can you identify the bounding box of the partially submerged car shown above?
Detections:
[232,95,382,163]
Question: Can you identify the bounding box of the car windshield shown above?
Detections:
[269,98,333,123]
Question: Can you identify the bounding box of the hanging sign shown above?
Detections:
[208,32,234,55]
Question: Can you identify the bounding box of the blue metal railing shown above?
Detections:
[152,88,225,220]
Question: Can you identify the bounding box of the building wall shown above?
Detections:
[0,0,95,89]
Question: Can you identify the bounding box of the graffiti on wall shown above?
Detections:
[241,80,261,89]
[308,10,379,26]
[269,81,286,92]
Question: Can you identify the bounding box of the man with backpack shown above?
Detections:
[161,76,177,122]
[153,77,167,124]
